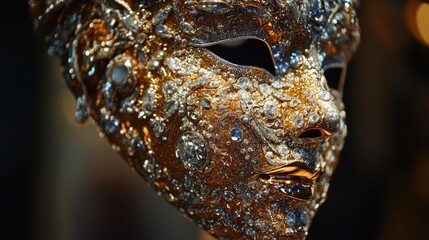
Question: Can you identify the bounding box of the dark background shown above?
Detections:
[2,0,429,239]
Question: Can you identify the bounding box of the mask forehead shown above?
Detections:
[173,0,359,74]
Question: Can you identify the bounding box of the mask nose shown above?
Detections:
[275,53,343,143]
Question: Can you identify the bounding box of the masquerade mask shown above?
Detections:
[29,0,360,238]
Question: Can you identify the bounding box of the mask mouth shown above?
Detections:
[258,162,322,201]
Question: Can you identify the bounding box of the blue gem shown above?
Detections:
[106,119,119,134]
[230,128,242,142]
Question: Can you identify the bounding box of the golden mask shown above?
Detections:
[29,0,360,238]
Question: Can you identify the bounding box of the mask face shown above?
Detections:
[30,0,360,238]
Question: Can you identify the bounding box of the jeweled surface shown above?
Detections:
[29,0,360,239]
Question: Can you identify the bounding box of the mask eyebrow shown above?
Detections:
[185,0,232,14]
[179,2,274,45]
[185,0,272,17]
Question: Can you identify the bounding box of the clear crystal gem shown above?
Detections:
[162,81,176,96]
[164,100,179,118]
[175,132,207,170]
[299,211,309,225]
[148,60,160,69]
[265,151,274,160]
[223,190,235,201]
[136,34,145,44]
[139,51,147,65]
[150,118,165,138]
[180,21,195,34]
[156,25,174,38]
[123,14,139,33]
[151,6,172,26]
[263,100,279,119]
[238,89,251,101]
[290,99,300,108]
[309,112,320,124]
[142,87,156,116]
[294,115,304,128]
[277,144,289,156]
[200,98,211,109]
[318,91,333,101]
[238,77,249,88]
[259,83,271,95]
[111,64,128,85]
[287,211,298,227]
[290,53,301,68]
[292,148,302,160]
[191,76,208,88]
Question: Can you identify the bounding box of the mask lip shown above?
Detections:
[262,161,321,180]
[257,161,322,201]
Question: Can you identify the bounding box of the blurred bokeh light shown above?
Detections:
[406,1,429,47]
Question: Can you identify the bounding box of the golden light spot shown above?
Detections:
[405,1,429,47]
[416,3,429,46]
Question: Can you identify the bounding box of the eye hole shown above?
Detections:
[323,66,346,91]
[204,39,276,75]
